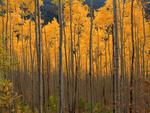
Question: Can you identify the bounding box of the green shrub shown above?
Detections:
[47,96,58,113]
[78,98,86,112]
[15,100,32,113]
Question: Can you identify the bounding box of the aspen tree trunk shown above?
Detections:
[135,27,140,79]
[112,26,115,113]
[9,7,15,111]
[141,5,149,112]
[134,25,139,113]
[1,11,5,49]
[133,22,136,113]
[107,34,112,76]
[112,0,119,111]
[21,17,26,102]
[63,27,71,113]
[103,40,107,107]
[69,0,74,112]
[43,27,50,113]
[5,0,9,51]
[77,26,81,106]
[58,0,64,112]
[100,50,102,103]
[54,31,57,96]
[123,34,128,113]
[34,0,38,52]
[9,11,12,57]
[37,1,43,112]
[105,41,108,76]
[73,46,78,113]
[34,0,39,109]
[89,0,93,112]
[97,30,102,80]
[142,6,146,78]
[9,8,12,82]
[29,19,35,112]
[146,60,149,78]
[107,37,112,104]
[129,0,135,113]
[96,30,100,102]
[35,0,43,112]
[42,64,46,113]
[73,26,81,113]
[118,0,125,112]
[44,27,51,99]
[85,50,88,102]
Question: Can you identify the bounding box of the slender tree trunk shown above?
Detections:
[73,47,78,113]
[63,27,71,113]
[35,0,43,112]
[9,11,12,56]
[73,26,81,113]
[141,6,146,78]
[85,50,88,102]
[112,0,119,111]
[89,0,93,112]
[1,13,5,49]
[43,27,49,113]
[129,0,135,113]
[107,34,112,76]
[21,17,26,102]
[29,19,35,112]
[5,0,9,51]
[58,0,64,112]
[112,26,115,113]
[69,0,74,112]
[118,0,125,112]
[105,41,108,76]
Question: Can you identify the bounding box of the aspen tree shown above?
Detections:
[89,0,93,113]
[58,0,64,112]
[34,0,43,112]
[129,0,135,113]
[112,0,119,112]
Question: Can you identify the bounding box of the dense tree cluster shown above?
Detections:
[0,0,150,113]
